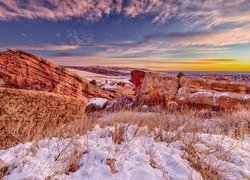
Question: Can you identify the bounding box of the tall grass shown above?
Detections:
[0,106,250,179]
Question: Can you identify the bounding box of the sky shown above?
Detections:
[0,0,250,71]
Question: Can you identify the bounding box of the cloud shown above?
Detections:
[143,25,250,47]
[1,44,81,51]
[0,0,249,28]
[0,0,121,21]
[49,51,248,71]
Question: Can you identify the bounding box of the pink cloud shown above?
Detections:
[0,0,249,27]
[0,44,81,51]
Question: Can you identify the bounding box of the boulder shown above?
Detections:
[100,81,135,97]
[180,76,250,94]
[130,70,146,90]
[0,49,113,99]
[134,71,179,106]
[106,94,134,110]
[176,87,250,109]
[86,98,109,112]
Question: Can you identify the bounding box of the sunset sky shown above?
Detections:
[0,0,250,71]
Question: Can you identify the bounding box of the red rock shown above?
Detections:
[106,94,134,110]
[130,70,146,90]
[180,76,250,94]
[134,71,179,106]
[176,87,250,109]
[0,49,113,99]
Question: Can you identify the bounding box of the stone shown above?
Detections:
[0,49,113,99]
[176,87,250,109]
[130,70,146,90]
[180,76,250,94]
[106,94,134,110]
[86,98,109,113]
[135,71,180,106]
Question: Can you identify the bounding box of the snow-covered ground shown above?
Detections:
[1,125,250,180]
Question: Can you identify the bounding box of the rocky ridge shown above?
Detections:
[131,70,250,109]
[0,49,113,99]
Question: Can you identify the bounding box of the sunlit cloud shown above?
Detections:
[50,51,250,71]
[1,0,249,71]
[0,44,81,51]
[0,0,249,28]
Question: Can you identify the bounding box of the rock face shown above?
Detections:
[176,87,250,109]
[177,76,250,109]
[130,70,250,109]
[130,70,146,90]
[180,76,250,94]
[132,71,179,106]
[0,49,112,99]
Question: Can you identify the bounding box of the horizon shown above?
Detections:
[0,0,250,71]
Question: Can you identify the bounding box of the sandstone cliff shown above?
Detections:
[131,70,250,109]
[131,71,179,106]
[0,49,113,99]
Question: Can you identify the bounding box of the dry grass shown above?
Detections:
[0,87,88,149]
[1,101,249,150]
[0,97,249,179]
[106,158,118,174]
[0,159,8,179]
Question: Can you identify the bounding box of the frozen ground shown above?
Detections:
[69,69,130,83]
[1,125,250,180]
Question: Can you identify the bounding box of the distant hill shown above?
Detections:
[64,66,149,76]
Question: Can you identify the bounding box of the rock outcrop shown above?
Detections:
[130,70,146,90]
[131,70,250,109]
[176,76,250,109]
[180,76,250,94]
[0,49,113,99]
[177,76,250,108]
[176,87,250,109]
[131,71,179,106]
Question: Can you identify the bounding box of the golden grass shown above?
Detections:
[0,87,87,149]
[0,105,249,179]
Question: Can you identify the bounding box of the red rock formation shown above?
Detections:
[130,70,250,109]
[134,71,179,106]
[176,87,250,109]
[180,76,250,94]
[130,70,146,90]
[0,49,113,99]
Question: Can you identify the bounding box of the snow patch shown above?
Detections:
[1,126,250,179]
[88,98,108,107]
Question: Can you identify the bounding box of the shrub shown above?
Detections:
[89,79,97,85]
[177,71,185,78]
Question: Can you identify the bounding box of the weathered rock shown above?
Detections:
[180,76,250,94]
[0,49,113,99]
[106,94,134,110]
[130,70,146,90]
[176,87,250,109]
[86,98,109,113]
[135,71,180,106]
[100,81,134,97]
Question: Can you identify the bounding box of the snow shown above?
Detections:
[101,83,117,90]
[1,126,250,179]
[88,98,108,107]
